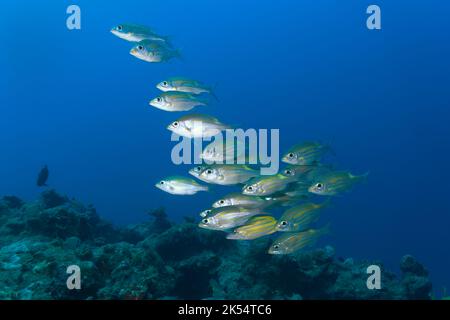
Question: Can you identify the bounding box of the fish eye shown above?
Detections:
[284,170,292,175]
[117,25,122,31]
[173,121,179,127]
[156,97,162,102]
[273,245,279,250]
[138,45,143,50]
[316,183,323,190]
[206,169,213,174]
[247,186,253,191]
[159,181,165,185]
[280,221,288,226]
[288,153,295,158]
[202,218,209,224]
[195,166,202,171]
[163,81,168,86]
[219,200,225,204]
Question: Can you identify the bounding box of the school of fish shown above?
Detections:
[111,23,368,255]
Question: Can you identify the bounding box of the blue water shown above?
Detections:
[2,0,450,295]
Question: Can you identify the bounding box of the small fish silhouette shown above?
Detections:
[37,165,49,187]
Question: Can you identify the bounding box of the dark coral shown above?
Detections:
[400,255,433,299]
[41,189,68,209]
[1,196,24,209]
[0,190,434,300]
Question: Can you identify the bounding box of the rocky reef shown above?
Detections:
[0,190,432,300]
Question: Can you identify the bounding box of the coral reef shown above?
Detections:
[0,190,432,300]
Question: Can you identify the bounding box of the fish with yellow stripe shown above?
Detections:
[282,142,332,165]
[212,193,297,210]
[226,216,277,240]
[276,201,328,232]
[281,165,316,179]
[198,206,263,231]
[308,171,369,196]
[193,164,259,185]
[268,225,330,255]
[284,181,311,198]
[242,174,297,196]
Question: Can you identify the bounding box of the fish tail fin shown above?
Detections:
[277,195,304,207]
[296,207,323,230]
[198,95,211,106]
[361,171,370,182]
[351,171,370,183]
[173,48,183,61]
[317,137,336,156]
[209,83,219,101]
[323,143,336,156]
[226,232,245,240]
[317,198,332,209]
[316,223,331,238]
[361,171,370,179]
[298,223,331,250]
[202,184,213,192]
[161,35,173,46]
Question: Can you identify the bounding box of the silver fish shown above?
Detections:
[167,114,231,138]
[150,92,208,112]
[308,171,368,196]
[155,176,208,195]
[212,193,286,209]
[188,165,210,179]
[268,225,330,255]
[198,206,262,231]
[282,142,332,165]
[226,216,277,240]
[275,202,328,232]
[242,174,296,196]
[200,139,246,163]
[110,23,170,43]
[195,165,259,185]
[156,77,217,99]
[284,181,311,198]
[281,165,316,179]
[130,40,180,63]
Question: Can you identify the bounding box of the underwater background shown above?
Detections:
[1,0,450,298]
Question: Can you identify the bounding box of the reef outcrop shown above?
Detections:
[0,190,432,300]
